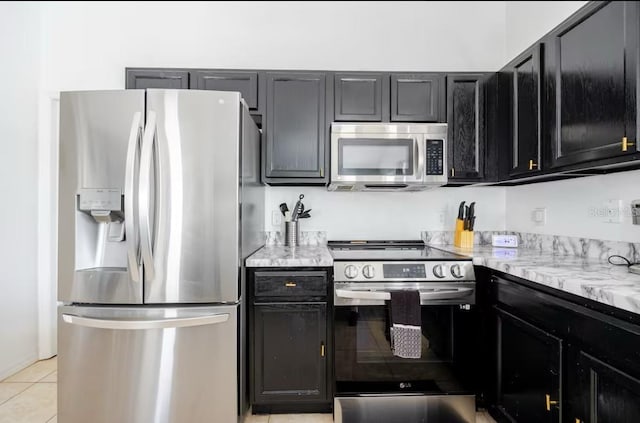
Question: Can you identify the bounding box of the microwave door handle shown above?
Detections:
[124,112,142,283]
[335,287,473,302]
[416,138,425,177]
[139,111,156,281]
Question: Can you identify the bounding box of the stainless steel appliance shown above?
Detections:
[328,123,448,191]
[57,89,264,423]
[329,240,477,423]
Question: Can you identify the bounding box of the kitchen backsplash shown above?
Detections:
[422,230,640,262]
[265,231,327,246]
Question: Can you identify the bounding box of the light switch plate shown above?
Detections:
[532,207,547,226]
[603,199,622,223]
[492,235,518,248]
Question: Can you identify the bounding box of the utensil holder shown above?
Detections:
[284,221,300,247]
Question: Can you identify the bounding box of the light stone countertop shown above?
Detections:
[429,244,640,315]
[245,245,333,268]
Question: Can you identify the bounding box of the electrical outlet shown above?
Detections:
[532,207,547,226]
[603,199,622,223]
[271,210,282,227]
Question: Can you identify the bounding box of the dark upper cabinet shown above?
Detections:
[545,1,639,169]
[334,73,386,121]
[496,308,562,423]
[391,73,443,122]
[509,45,542,176]
[571,349,640,423]
[191,71,258,110]
[125,69,189,89]
[447,74,485,181]
[253,303,328,405]
[264,72,329,183]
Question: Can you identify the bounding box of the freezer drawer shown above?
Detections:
[58,305,238,423]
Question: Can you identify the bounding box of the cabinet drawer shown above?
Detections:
[254,271,327,299]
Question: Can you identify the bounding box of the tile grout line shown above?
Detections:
[0,381,36,406]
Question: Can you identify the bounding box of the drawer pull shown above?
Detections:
[285,282,297,287]
[545,394,558,411]
[529,159,538,170]
[321,343,325,357]
[575,419,581,423]
[622,136,635,151]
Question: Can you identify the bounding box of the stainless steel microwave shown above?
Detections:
[328,123,448,191]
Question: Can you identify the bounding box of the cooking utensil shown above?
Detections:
[298,211,311,219]
[291,194,304,221]
[279,202,289,217]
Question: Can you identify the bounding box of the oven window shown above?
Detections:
[338,138,414,175]
[335,304,472,394]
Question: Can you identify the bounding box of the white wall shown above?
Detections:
[267,186,506,239]
[39,1,507,93]
[506,171,640,243]
[505,1,587,61]
[0,2,41,379]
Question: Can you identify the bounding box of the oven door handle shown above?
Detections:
[335,287,473,302]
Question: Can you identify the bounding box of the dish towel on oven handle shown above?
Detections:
[389,290,422,359]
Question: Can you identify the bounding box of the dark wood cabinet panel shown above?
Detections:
[125,69,189,89]
[571,350,640,423]
[253,303,327,404]
[264,72,327,182]
[334,73,386,121]
[546,1,639,169]
[391,73,443,122]
[447,74,485,181]
[496,307,562,423]
[191,71,258,110]
[510,45,542,176]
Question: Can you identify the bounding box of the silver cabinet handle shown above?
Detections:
[139,111,156,281]
[62,313,229,330]
[335,287,473,301]
[124,112,142,283]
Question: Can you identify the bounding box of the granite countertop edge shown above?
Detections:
[245,245,334,268]
[429,244,640,316]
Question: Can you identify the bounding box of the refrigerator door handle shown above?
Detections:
[62,312,229,330]
[124,112,142,283]
[139,110,156,281]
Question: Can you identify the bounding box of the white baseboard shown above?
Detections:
[0,353,38,381]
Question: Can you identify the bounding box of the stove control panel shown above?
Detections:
[334,261,475,282]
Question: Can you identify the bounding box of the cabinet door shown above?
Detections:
[265,72,327,181]
[572,350,640,423]
[253,303,327,404]
[447,74,485,180]
[510,45,542,176]
[496,308,562,423]
[334,73,385,121]
[391,73,443,122]
[125,69,189,89]
[546,1,639,168]
[191,71,258,110]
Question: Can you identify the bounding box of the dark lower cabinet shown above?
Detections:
[125,69,189,89]
[249,268,331,413]
[253,304,327,404]
[496,307,562,423]
[545,1,640,169]
[446,74,485,182]
[264,72,329,183]
[570,348,640,423]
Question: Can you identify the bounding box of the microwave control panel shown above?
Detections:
[425,139,444,175]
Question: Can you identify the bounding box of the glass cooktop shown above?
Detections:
[328,240,470,261]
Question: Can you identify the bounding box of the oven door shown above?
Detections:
[333,282,477,395]
[330,132,424,187]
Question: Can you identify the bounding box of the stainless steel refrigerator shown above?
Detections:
[57,89,264,423]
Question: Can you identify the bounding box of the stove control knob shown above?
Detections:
[362,265,376,279]
[344,265,359,279]
[451,264,465,279]
[433,264,447,278]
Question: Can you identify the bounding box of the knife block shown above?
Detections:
[454,219,474,248]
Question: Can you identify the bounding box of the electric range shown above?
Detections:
[328,240,477,423]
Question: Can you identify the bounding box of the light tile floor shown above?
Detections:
[1,358,495,423]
